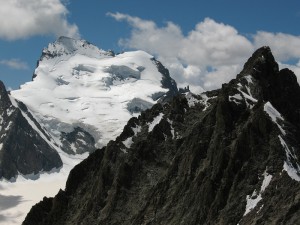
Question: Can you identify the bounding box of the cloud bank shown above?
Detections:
[108,12,300,93]
[0,0,79,40]
[0,59,29,70]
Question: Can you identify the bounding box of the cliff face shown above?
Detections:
[0,81,62,180]
[23,47,300,225]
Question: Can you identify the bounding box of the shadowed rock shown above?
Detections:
[0,81,62,180]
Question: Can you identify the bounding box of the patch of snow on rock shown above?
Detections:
[123,137,133,149]
[199,93,216,111]
[132,125,141,135]
[167,119,175,139]
[6,107,15,117]
[283,162,300,182]
[229,93,243,105]
[122,124,141,149]
[279,135,300,181]
[148,113,164,132]
[264,102,285,135]
[244,170,272,216]
[244,75,253,84]
[238,89,257,106]
[185,92,200,107]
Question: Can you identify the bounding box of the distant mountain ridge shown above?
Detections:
[23,47,300,225]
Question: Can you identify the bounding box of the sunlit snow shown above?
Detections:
[148,113,164,132]
[264,102,300,180]
[244,170,272,216]
[11,37,168,149]
[279,135,300,181]
[229,75,258,108]
[264,102,286,135]
[123,137,133,148]
[229,93,243,104]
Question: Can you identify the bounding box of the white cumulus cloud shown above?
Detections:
[108,12,300,93]
[0,59,29,70]
[279,60,300,83]
[0,0,79,40]
[254,31,300,61]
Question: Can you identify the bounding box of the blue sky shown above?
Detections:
[0,0,300,92]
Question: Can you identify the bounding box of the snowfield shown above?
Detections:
[11,37,169,149]
[0,151,88,225]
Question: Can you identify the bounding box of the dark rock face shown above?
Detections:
[152,58,179,102]
[24,47,300,225]
[127,98,154,114]
[60,127,96,154]
[0,81,62,180]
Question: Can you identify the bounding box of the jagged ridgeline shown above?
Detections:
[24,47,300,225]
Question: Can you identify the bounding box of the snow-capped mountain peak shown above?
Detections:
[41,36,113,61]
[11,37,178,150]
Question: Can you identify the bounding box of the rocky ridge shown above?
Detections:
[0,81,62,180]
[23,47,300,225]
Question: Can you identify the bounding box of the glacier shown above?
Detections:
[11,36,175,150]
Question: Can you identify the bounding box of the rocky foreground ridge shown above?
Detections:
[24,47,300,225]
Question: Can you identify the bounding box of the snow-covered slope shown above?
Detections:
[11,36,177,150]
